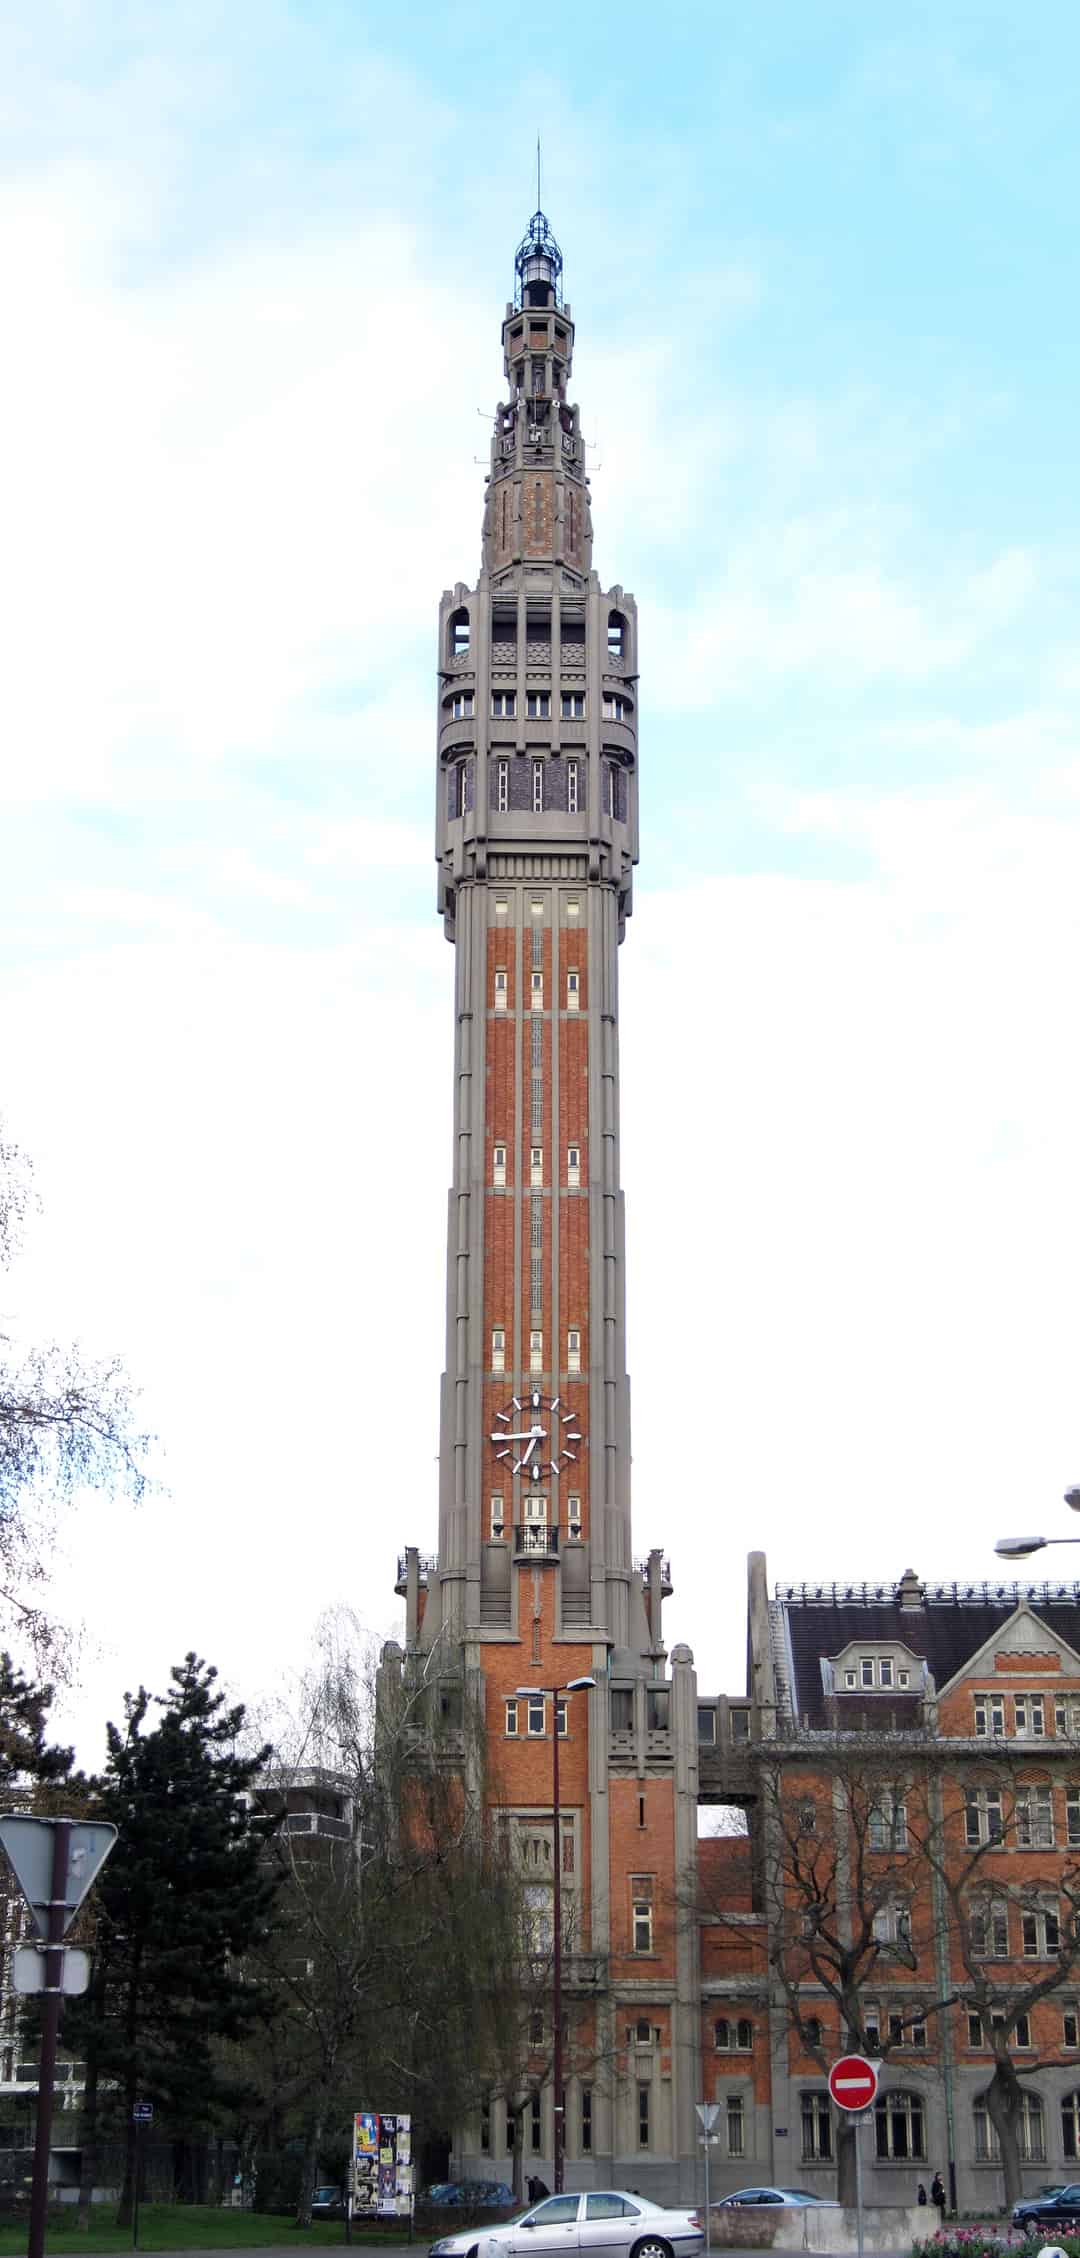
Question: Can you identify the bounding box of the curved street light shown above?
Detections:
[995,1487,1080,1559]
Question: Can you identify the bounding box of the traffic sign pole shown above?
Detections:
[827,2058,878,2258]
[27,1821,71,2258]
[854,2109,864,2258]
[695,2103,720,2254]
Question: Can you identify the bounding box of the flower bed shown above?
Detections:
[914,2234,1080,2258]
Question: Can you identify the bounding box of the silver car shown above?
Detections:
[430,2189,704,2258]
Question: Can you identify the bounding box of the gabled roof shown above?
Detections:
[770,1578,1080,1728]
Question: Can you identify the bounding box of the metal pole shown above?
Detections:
[132,2122,142,2250]
[28,1821,71,2258]
[552,1686,563,2194]
[703,2124,711,2255]
[854,2113,864,2258]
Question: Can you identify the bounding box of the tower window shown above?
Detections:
[450,608,470,658]
[491,1326,505,1373]
[631,1879,654,1954]
[505,1698,518,1735]
[560,693,585,719]
[567,1493,582,1537]
[602,692,628,722]
[637,2085,650,2149]
[567,1145,580,1187]
[451,692,474,721]
[581,2087,592,2154]
[495,897,509,919]
[496,759,509,813]
[491,1494,505,1540]
[493,1143,507,1187]
[531,1148,543,1186]
[608,613,627,661]
[527,693,550,720]
[532,759,544,813]
[530,1328,543,1374]
[494,968,508,1011]
[492,692,516,718]
[531,971,543,1010]
[567,1328,581,1373]
[567,760,580,813]
[567,970,580,1010]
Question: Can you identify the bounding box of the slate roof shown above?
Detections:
[772,1580,1080,1729]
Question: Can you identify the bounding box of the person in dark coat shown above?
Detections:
[917,2185,928,2207]
[931,2173,946,2220]
[527,2178,550,2204]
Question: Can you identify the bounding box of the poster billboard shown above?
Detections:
[352,2112,412,2218]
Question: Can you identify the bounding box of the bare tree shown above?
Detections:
[242,1618,537,2224]
[0,1121,149,1664]
[913,1758,1080,2210]
[696,1747,954,2205]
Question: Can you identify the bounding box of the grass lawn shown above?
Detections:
[0,2206,414,2253]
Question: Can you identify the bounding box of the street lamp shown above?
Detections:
[995,1489,1080,1559]
[515,1675,596,2192]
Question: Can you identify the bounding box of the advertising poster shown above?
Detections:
[352,2112,412,2218]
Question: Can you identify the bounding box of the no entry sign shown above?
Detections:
[828,2056,879,2111]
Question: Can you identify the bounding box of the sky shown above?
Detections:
[3,0,1080,1763]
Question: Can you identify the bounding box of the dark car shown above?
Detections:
[424,2181,515,2208]
[1012,2184,1080,2228]
[311,2186,346,2219]
[715,2189,833,2209]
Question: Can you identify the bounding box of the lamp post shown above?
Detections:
[516,1675,596,2192]
[995,1488,1080,1560]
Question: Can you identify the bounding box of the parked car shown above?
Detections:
[714,2189,834,2208]
[311,2186,346,2219]
[430,2188,703,2258]
[424,2182,516,2208]
[1012,2185,1080,2228]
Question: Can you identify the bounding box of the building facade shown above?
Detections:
[381,208,1080,2215]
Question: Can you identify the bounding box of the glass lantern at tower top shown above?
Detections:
[514,209,564,311]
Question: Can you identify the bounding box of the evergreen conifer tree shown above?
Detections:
[70,1654,277,2222]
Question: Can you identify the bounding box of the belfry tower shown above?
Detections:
[391,211,701,2198]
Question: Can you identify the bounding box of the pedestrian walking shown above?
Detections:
[931,2172,946,2220]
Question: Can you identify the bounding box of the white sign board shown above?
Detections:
[12,1945,90,1996]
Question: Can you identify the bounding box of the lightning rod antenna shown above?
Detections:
[537,133,541,211]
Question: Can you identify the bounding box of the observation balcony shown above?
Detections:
[395,1551,437,1597]
[514,1524,559,1560]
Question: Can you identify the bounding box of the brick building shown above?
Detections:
[694,1556,1080,2214]
[378,207,1080,2213]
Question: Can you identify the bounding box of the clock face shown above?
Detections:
[489,1389,586,1479]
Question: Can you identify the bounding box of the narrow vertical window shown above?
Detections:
[531,971,543,1011]
[567,1494,582,1537]
[530,2092,542,2153]
[580,2086,592,2154]
[532,759,544,813]
[531,1147,543,1186]
[493,1143,507,1187]
[500,485,508,547]
[637,2084,650,2149]
[491,1494,505,1540]
[480,2096,491,2153]
[530,1328,543,1374]
[567,1145,581,1188]
[567,759,580,813]
[567,487,576,551]
[494,968,508,1012]
[567,969,580,1011]
[727,2095,745,2158]
[496,758,510,812]
[567,1327,581,1373]
[491,1326,505,1373]
[533,480,543,537]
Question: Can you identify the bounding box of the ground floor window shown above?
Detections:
[637,2084,650,2149]
[801,2092,832,2161]
[875,2090,926,2161]
[1064,2091,1080,2159]
[974,2092,1045,2163]
[726,2093,745,2158]
[580,2086,592,2154]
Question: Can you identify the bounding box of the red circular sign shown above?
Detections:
[828,2055,879,2111]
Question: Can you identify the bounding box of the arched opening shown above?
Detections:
[449,607,470,660]
[607,610,628,663]
[875,2090,927,2162]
